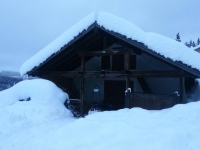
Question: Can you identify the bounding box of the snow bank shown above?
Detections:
[0,79,72,134]
[20,12,200,75]
[1,101,200,150]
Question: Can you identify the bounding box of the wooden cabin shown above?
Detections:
[21,12,200,116]
[195,46,200,53]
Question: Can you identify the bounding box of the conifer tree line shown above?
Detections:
[176,33,200,48]
[0,76,22,91]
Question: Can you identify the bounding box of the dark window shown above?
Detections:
[130,55,136,70]
[101,56,110,70]
[112,54,124,70]
[104,80,133,110]
[185,77,195,93]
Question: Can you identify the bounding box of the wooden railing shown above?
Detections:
[126,91,179,110]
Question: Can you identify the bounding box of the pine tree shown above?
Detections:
[185,42,190,47]
[189,40,193,47]
[197,38,200,45]
[192,41,196,47]
[176,33,181,42]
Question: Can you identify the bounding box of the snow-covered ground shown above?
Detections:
[0,79,200,150]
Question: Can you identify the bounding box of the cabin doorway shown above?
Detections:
[104,80,126,110]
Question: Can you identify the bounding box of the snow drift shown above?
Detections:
[0,79,72,134]
[1,101,200,150]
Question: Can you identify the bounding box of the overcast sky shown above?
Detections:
[0,0,200,72]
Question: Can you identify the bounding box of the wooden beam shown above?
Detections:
[33,70,191,78]
[137,78,151,93]
[116,39,142,55]
[76,29,100,46]
[179,77,184,104]
[79,49,135,56]
[103,36,107,49]
[81,55,85,71]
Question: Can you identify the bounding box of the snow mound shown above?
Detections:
[1,101,200,150]
[0,79,72,134]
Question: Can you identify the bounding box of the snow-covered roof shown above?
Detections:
[195,45,200,51]
[20,12,200,75]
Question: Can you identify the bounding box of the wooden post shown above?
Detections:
[125,53,130,108]
[103,36,107,49]
[126,53,130,89]
[179,77,184,104]
[80,55,85,117]
[125,88,131,108]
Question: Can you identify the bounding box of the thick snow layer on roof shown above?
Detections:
[20,12,200,75]
[0,79,72,134]
[195,45,200,50]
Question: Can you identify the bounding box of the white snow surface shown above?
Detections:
[0,101,200,149]
[20,12,200,75]
[0,79,200,149]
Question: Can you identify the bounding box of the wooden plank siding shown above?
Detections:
[129,93,179,110]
